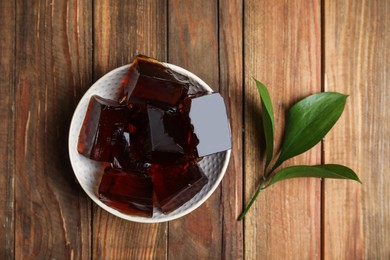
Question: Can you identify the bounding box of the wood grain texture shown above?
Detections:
[0,1,15,258]
[167,0,222,259]
[14,0,92,258]
[219,0,244,259]
[244,0,321,259]
[2,1,389,258]
[324,0,390,259]
[93,0,167,78]
[92,1,168,259]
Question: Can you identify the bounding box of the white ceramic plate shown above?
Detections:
[68,63,231,223]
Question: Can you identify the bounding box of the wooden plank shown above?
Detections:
[244,0,321,259]
[324,0,390,258]
[167,0,222,258]
[14,0,92,258]
[92,1,168,259]
[219,0,244,259]
[0,1,15,258]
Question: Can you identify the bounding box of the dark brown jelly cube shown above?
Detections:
[77,95,126,162]
[116,104,150,163]
[143,103,198,164]
[144,105,184,163]
[119,55,189,106]
[111,103,151,172]
[176,97,199,160]
[98,166,153,217]
[152,162,208,213]
[126,102,150,163]
[111,133,152,174]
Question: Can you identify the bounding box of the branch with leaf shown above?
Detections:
[238,79,361,221]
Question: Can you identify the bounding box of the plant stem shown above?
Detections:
[238,177,267,221]
[238,162,279,220]
[269,157,282,175]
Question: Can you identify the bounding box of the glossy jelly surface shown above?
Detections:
[144,102,198,164]
[152,162,208,213]
[99,166,153,217]
[77,95,126,162]
[120,55,190,106]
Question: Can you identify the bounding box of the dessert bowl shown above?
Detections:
[68,62,231,223]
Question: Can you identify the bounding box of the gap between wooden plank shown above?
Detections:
[320,0,326,259]
[0,1,15,258]
[219,0,244,259]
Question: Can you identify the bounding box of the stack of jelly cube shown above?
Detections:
[77,55,231,217]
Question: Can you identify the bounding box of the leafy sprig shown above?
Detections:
[238,79,361,221]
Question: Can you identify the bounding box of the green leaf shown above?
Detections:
[265,164,361,188]
[273,92,348,170]
[254,79,275,170]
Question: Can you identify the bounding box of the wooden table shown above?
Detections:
[1,0,389,259]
